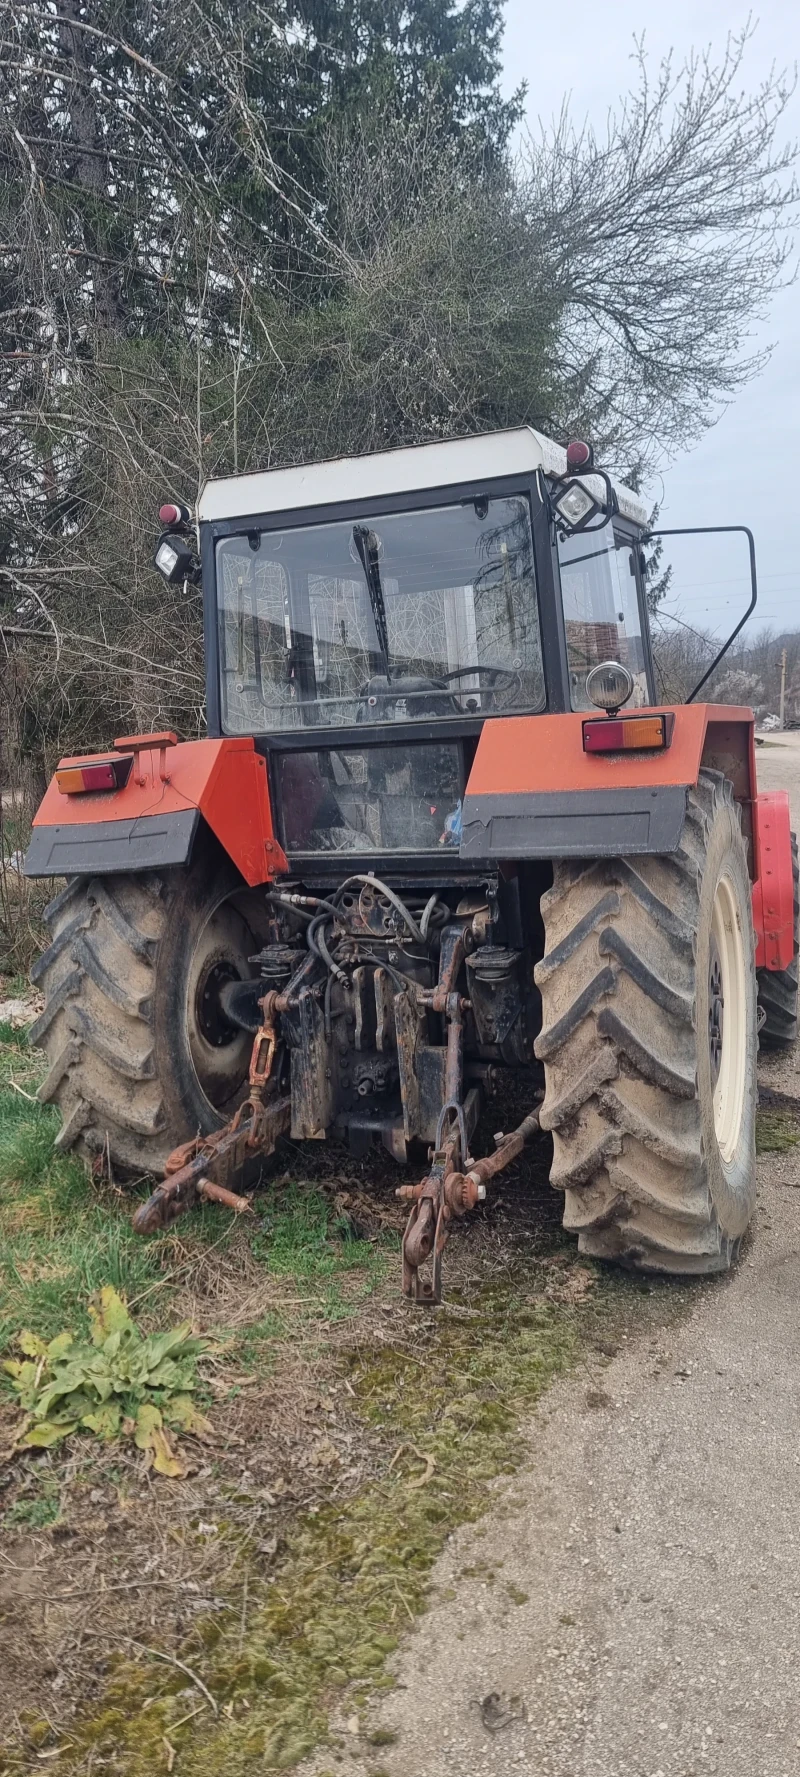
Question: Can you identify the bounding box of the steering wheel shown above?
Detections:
[356,673,461,722]
[437,665,522,708]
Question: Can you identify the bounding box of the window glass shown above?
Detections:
[558,526,649,710]
[217,497,543,733]
[277,745,463,854]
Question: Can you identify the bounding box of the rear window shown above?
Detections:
[276,744,464,855]
[217,496,544,734]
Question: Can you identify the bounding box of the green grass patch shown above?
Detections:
[756,1109,800,1153]
[0,973,34,999]
[0,1112,168,1353]
[252,1185,383,1281]
[2,1477,61,1531]
[0,1030,385,1369]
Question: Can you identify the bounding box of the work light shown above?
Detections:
[552,479,602,534]
[154,531,198,584]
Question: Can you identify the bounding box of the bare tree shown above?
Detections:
[522,25,798,472]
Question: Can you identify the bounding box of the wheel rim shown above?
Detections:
[710,872,747,1163]
[186,900,256,1112]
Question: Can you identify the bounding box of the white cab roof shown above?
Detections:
[197,425,648,529]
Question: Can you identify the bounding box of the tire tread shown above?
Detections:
[535,771,752,1273]
[31,873,172,1173]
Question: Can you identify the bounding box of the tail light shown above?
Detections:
[583,714,674,753]
[56,756,133,796]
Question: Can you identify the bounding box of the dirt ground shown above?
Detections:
[303,734,800,1777]
[755,728,800,813]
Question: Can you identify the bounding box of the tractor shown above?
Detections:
[24,427,799,1299]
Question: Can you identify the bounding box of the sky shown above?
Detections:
[500,1,799,644]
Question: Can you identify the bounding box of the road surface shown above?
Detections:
[330,730,800,1777]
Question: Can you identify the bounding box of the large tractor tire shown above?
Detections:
[534,770,757,1274]
[757,830,799,1049]
[30,840,262,1176]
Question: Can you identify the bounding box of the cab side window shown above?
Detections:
[558,526,650,711]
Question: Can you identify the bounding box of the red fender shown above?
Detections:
[29,735,288,887]
[752,790,795,972]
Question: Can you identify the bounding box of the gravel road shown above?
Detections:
[328,732,800,1777]
[755,730,800,814]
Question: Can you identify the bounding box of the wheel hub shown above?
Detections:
[196,960,241,1048]
[708,936,724,1085]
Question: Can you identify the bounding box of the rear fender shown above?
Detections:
[460,704,794,972]
[24,736,289,885]
[752,790,795,972]
[460,705,758,865]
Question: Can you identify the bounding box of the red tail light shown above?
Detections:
[566,438,593,472]
[56,756,133,796]
[583,714,674,754]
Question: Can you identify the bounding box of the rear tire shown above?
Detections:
[534,770,758,1274]
[30,839,260,1176]
[757,831,799,1048]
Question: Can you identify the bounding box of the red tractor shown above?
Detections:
[24,429,798,1298]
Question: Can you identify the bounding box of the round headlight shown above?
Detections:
[585,660,634,713]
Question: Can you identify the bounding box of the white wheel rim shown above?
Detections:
[710,872,747,1163]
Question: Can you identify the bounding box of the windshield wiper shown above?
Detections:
[352,524,391,679]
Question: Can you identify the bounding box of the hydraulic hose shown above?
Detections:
[309,913,348,985]
[266,891,313,924]
[420,893,441,942]
[280,892,342,920]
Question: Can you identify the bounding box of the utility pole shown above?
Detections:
[780,647,787,731]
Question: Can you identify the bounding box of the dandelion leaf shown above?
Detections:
[89,1286,133,1345]
[22,1419,77,1448]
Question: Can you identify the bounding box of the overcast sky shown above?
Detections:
[500,2,799,642]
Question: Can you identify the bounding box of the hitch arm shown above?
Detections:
[396,1104,541,1304]
[133,1096,291,1234]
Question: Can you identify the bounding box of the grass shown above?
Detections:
[756,1108,800,1153]
[0,1040,167,1352]
[3,1479,61,1531]
[0,975,33,999]
[0,1030,386,1359]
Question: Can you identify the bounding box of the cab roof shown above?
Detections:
[197,426,649,530]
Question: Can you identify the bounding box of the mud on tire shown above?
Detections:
[534,770,758,1274]
[30,842,261,1176]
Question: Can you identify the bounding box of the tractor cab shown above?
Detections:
[194,428,652,867]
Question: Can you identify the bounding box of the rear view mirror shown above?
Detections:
[641,525,757,705]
